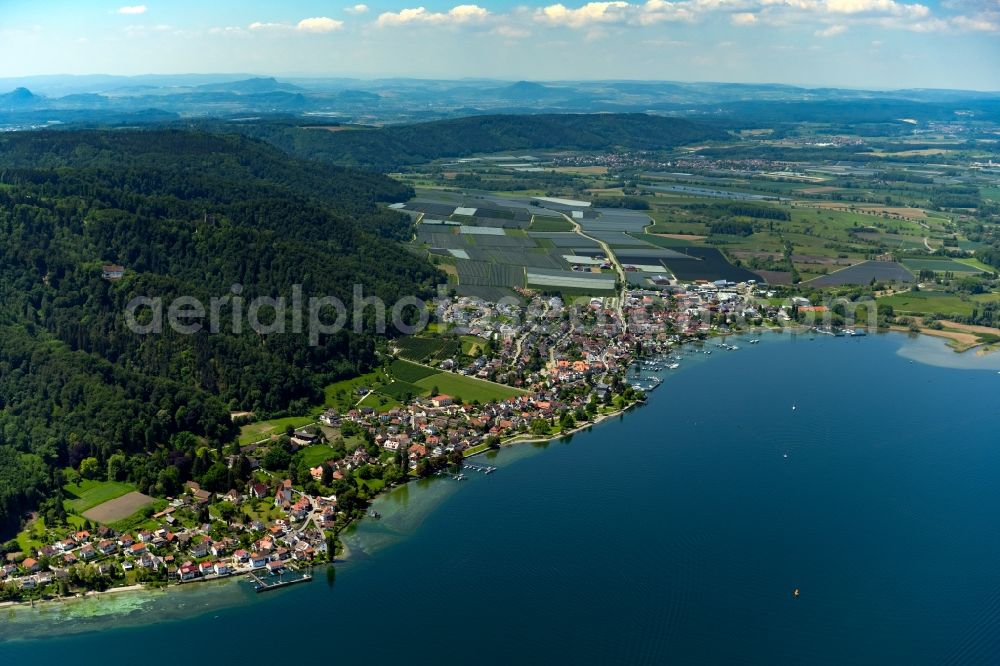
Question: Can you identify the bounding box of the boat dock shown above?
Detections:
[246,569,313,593]
[463,463,497,474]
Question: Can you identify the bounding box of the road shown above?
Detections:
[555,210,632,381]
[558,210,628,335]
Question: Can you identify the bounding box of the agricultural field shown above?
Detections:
[64,480,136,514]
[455,259,526,288]
[413,371,527,403]
[389,359,438,383]
[83,491,157,524]
[396,146,997,297]
[809,261,914,286]
[395,336,461,363]
[662,248,762,283]
[902,258,985,274]
[378,380,423,402]
[955,258,997,273]
[526,267,617,291]
[530,216,574,232]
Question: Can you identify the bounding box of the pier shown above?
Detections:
[246,568,313,593]
[463,463,497,474]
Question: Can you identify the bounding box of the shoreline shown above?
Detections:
[889,323,999,354]
[0,583,151,612]
[474,400,640,453]
[6,327,992,618]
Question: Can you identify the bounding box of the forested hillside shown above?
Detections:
[0,130,440,536]
[224,113,728,169]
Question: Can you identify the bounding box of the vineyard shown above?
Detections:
[394,338,462,364]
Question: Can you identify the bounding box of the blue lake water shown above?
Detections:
[4,331,1000,664]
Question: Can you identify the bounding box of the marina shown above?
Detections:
[246,568,313,593]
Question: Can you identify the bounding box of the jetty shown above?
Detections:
[247,568,313,593]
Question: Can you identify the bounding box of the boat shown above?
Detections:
[792,405,797,411]
[668,363,679,369]
[793,588,800,598]
[369,510,381,519]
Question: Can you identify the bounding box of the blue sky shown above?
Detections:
[1,0,998,89]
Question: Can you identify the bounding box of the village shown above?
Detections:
[1,279,794,602]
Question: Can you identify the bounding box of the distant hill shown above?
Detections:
[195,77,305,94]
[488,81,577,102]
[235,113,728,169]
[335,89,381,103]
[0,87,41,109]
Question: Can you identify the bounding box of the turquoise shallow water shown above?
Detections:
[4,331,1000,664]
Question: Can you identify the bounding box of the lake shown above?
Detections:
[3,331,1000,664]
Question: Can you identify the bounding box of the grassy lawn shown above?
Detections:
[243,499,284,524]
[878,291,1000,317]
[359,391,402,412]
[324,370,385,410]
[463,443,490,457]
[414,371,527,403]
[16,517,47,552]
[239,415,317,446]
[357,477,385,493]
[460,335,488,356]
[299,444,336,467]
[63,479,135,513]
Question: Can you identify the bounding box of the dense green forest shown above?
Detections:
[0,129,441,537]
[213,113,728,170]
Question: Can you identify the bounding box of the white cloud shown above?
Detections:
[493,24,532,37]
[117,5,147,14]
[248,17,344,33]
[638,0,697,24]
[815,22,847,34]
[377,5,490,26]
[450,4,491,20]
[369,0,995,35]
[345,4,370,13]
[297,17,344,32]
[824,0,929,17]
[950,13,1000,31]
[535,2,630,27]
[209,26,248,35]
